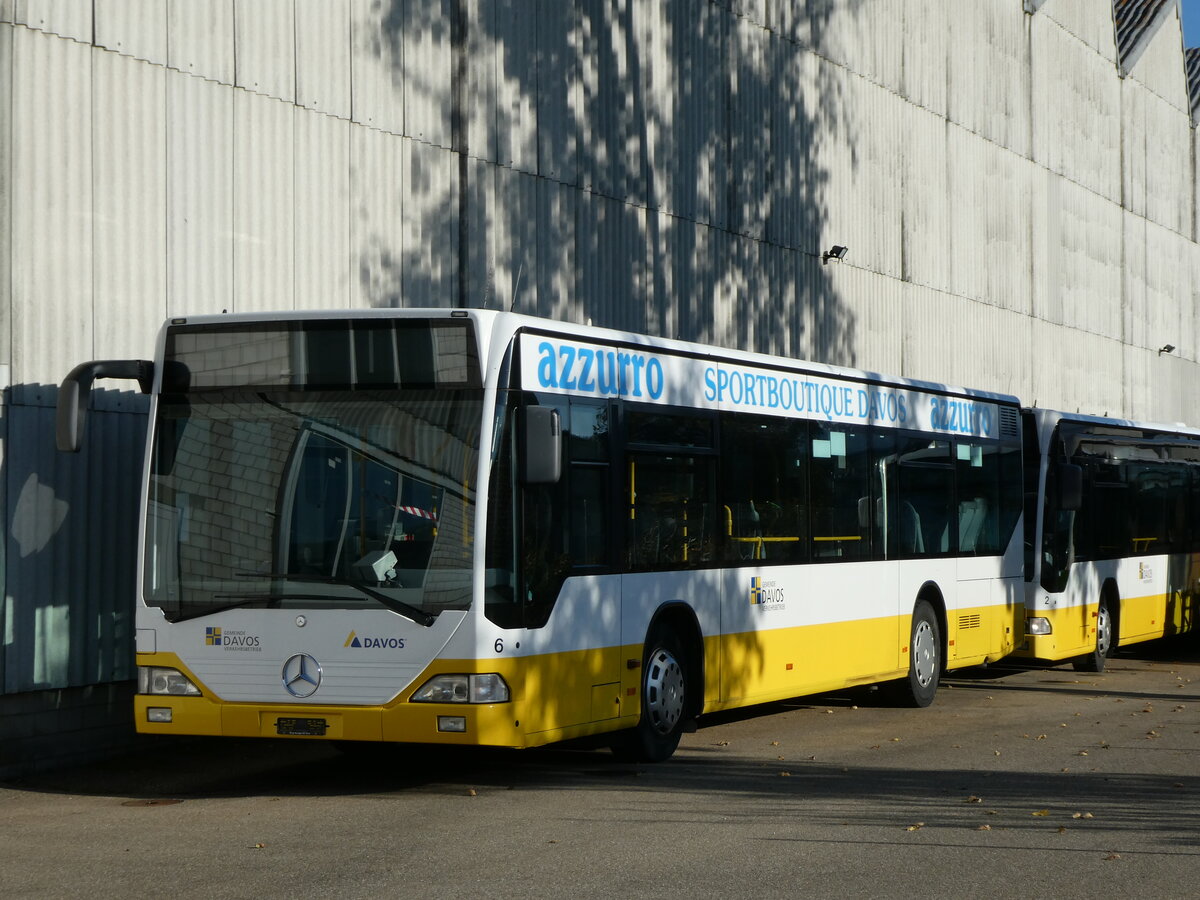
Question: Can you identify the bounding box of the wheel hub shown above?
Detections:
[912,620,936,687]
[644,647,685,735]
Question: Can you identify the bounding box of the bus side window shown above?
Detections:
[719,413,808,564]
[809,425,870,561]
[568,401,610,567]
[628,454,717,569]
[954,441,1016,556]
[893,436,954,558]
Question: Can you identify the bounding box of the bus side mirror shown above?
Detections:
[519,406,562,484]
[1056,463,1083,512]
[56,359,154,452]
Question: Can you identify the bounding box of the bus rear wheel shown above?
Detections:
[890,600,941,707]
[612,627,688,763]
[1073,598,1114,673]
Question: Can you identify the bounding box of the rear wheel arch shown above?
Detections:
[644,602,705,720]
[1101,579,1120,648]
[916,581,948,663]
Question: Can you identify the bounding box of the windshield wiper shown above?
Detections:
[169,595,283,623]
[233,572,437,627]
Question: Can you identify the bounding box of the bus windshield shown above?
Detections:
[142,319,482,623]
[145,390,482,623]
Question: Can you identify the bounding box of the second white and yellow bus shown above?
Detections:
[58,310,1025,760]
[1019,409,1200,671]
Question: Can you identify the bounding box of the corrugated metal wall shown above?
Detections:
[2,0,1200,697]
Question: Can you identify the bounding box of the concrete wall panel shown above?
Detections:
[13,0,90,42]
[167,0,234,84]
[950,0,1031,157]
[296,0,351,118]
[1032,8,1121,203]
[351,0,405,136]
[900,0,950,118]
[167,70,233,318]
[95,0,167,65]
[233,90,295,313]
[403,0,453,148]
[10,28,91,400]
[350,125,407,307]
[1039,0,1119,62]
[93,48,167,362]
[234,0,295,101]
[295,111,353,309]
[1127,6,1188,112]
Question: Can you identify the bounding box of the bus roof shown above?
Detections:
[161,308,1022,408]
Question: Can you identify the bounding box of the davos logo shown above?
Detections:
[205,626,262,651]
[344,630,406,650]
[534,340,665,399]
[749,576,785,608]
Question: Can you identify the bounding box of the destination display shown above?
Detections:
[520,334,1000,439]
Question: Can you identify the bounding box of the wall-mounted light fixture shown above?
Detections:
[822,245,849,265]
[1158,344,1176,355]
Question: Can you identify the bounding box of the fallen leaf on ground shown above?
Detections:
[1032,809,1051,817]
[905,822,925,832]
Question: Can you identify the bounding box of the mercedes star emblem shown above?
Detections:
[281,653,322,698]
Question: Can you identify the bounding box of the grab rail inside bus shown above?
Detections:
[56,359,154,452]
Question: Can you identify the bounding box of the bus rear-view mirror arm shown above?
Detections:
[56,359,154,452]
[519,406,562,484]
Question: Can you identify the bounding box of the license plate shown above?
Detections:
[276,717,328,736]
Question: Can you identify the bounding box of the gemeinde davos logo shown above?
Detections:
[749,576,785,608]
[344,631,406,650]
[204,626,261,651]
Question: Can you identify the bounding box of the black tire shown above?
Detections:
[1073,596,1114,673]
[891,600,941,707]
[611,626,689,763]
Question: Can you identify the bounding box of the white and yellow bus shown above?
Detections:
[58,310,1024,761]
[1019,409,1200,671]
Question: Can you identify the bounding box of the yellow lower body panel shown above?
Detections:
[134,650,641,749]
[1018,591,1199,663]
[713,615,903,708]
[136,605,1014,748]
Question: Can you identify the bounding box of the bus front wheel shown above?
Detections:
[612,626,688,763]
[1073,598,1114,673]
[891,600,941,707]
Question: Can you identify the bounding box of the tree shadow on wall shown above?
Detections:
[361,0,861,367]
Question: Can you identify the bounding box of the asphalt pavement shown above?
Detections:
[3,638,1199,899]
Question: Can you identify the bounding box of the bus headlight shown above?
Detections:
[138,666,201,696]
[411,674,510,704]
[1026,617,1052,636]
